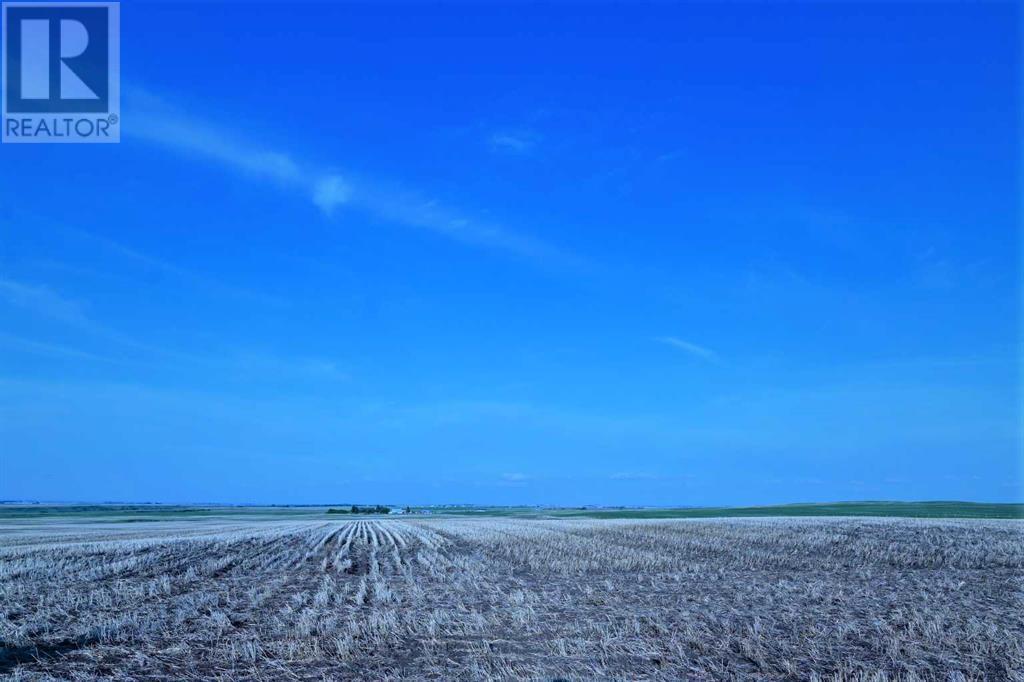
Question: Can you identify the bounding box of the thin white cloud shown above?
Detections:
[2,206,287,308]
[230,352,349,382]
[609,472,661,481]
[0,278,346,381]
[356,186,575,265]
[0,276,195,356]
[312,175,352,216]
[498,472,534,487]
[126,90,576,267]
[655,336,719,361]
[0,279,91,327]
[129,98,340,211]
[489,131,536,155]
[0,331,116,363]
[126,90,300,183]
[57,224,287,307]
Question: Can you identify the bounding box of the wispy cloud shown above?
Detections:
[608,472,661,481]
[129,91,304,183]
[129,92,349,212]
[312,176,353,216]
[489,130,537,155]
[59,223,287,307]
[655,336,719,361]
[1,331,350,383]
[0,279,92,328]
[228,352,349,382]
[0,277,347,381]
[499,472,534,487]
[3,205,286,308]
[127,90,577,268]
[0,276,200,358]
[0,331,118,363]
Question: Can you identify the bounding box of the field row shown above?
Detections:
[1,517,1021,680]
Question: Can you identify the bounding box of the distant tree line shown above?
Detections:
[327,505,411,515]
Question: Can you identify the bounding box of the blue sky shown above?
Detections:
[0,1,1019,505]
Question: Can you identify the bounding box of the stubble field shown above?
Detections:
[1,516,1021,680]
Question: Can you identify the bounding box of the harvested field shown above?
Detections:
[1,517,1021,680]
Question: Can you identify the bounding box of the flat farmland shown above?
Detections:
[1,517,1021,680]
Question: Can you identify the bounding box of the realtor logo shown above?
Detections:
[2,1,119,142]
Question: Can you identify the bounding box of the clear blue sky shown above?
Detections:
[0,1,1019,505]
